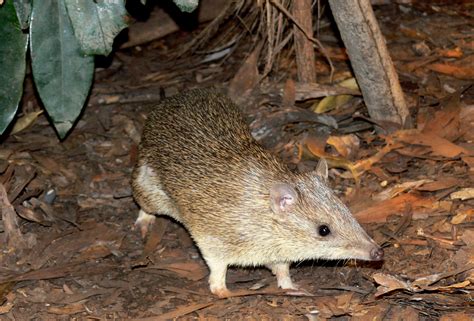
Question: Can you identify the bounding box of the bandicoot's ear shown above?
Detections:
[270,183,297,214]
[316,158,328,183]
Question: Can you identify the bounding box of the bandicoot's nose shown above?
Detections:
[370,247,384,261]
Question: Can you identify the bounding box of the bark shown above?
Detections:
[292,0,316,83]
[328,0,410,130]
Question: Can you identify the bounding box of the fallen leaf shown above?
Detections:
[427,55,474,80]
[394,129,469,158]
[47,302,85,315]
[313,78,359,113]
[373,273,410,297]
[436,47,463,58]
[11,110,44,135]
[421,92,461,141]
[373,179,432,201]
[461,156,474,171]
[354,193,439,223]
[327,134,360,159]
[451,208,474,225]
[450,188,474,200]
[304,134,328,157]
[0,292,15,314]
[415,177,461,192]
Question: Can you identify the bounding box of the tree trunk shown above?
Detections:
[328,0,410,131]
[292,0,316,83]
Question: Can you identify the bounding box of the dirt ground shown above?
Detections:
[0,1,473,320]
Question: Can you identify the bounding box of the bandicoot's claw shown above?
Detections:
[283,287,313,297]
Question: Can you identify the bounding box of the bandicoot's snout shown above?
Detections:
[370,247,384,261]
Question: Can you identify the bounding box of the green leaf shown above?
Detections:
[173,0,199,13]
[30,0,94,139]
[13,0,32,30]
[0,1,28,135]
[65,0,128,56]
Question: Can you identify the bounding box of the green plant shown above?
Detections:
[0,0,128,139]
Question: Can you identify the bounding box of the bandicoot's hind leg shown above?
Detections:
[134,209,156,239]
[131,162,180,238]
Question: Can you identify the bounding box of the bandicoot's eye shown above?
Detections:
[318,225,331,237]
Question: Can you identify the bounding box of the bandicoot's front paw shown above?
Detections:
[210,285,233,299]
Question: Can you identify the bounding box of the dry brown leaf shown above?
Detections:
[373,273,409,297]
[436,47,463,58]
[427,55,474,80]
[415,177,461,192]
[0,292,15,314]
[461,156,474,171]
[374,266,473,298]
[451,208,474,225]
[414,265,474,288]
[424,281,471,292]
[421,92,461,141]
[354,193,438,223]
[373,179,431,201]
[15,205,50,225]
[450,188,474,200]
[394,129,469,158]
[47,302,85,315]
[327,134,360,159]
[304,134,328,157]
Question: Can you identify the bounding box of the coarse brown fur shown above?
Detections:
[131,88,383,297]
